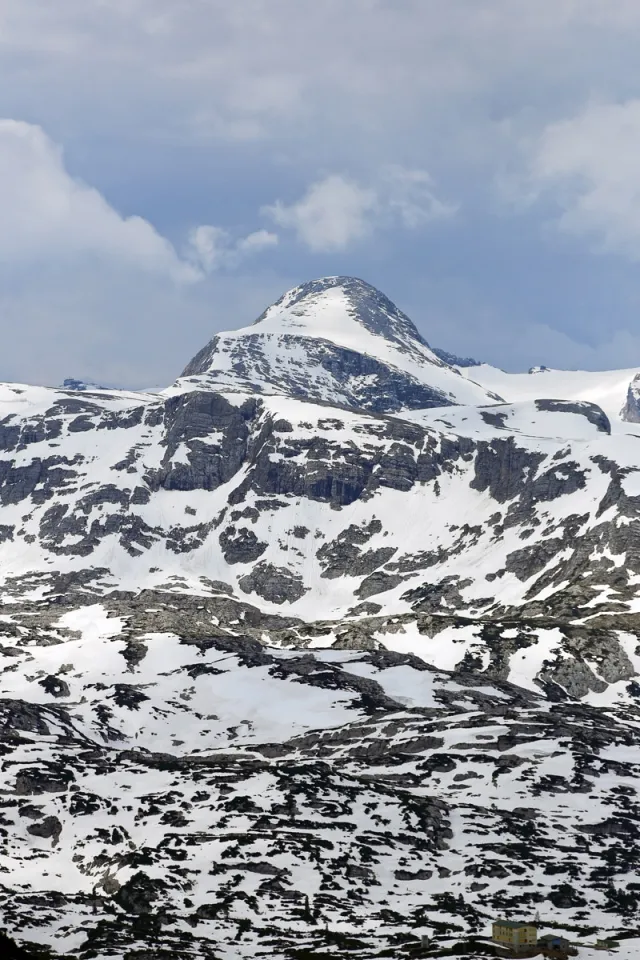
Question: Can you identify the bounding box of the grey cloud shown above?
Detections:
[5,1,640,157]
[2,1,640,383]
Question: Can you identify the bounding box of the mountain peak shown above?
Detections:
[60,377,111,392]
[252,276,432,358]
[180,275,495,411]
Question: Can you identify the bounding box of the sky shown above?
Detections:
[4,1,640,386]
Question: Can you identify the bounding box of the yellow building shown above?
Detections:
[492,920,538,952]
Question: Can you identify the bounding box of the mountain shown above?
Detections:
[2,277,640,956]
[60,378,112,392]
[180,276,500,411]
[430,345,481,368]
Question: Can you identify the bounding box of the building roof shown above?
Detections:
[539,933,567,942]
[494,920,536,929]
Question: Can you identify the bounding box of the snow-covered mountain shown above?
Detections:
[4,276,640,956]
[180,276,500,411]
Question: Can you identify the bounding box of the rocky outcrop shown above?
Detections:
[535,398,611,434]
[144,391,259,492]
[188,332,454,413]
[621,373,640,422]
[114,872,168,915]
[238,562,307,603]
[219,526,267,564]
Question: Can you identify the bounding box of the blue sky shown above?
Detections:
[3,0,640,386]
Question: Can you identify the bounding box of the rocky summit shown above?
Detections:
[3,277,640,957]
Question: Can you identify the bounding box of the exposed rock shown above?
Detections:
[219,526,267,564]
[26,815,62,842]
[38,675,70,698]
[356,571,404,599]
[114,872,168,915]
[238,562,307,604]
[535,398,611,434]
[621,374,640,422]
[15,766,75,795]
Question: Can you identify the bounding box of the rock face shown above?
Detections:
[621,372,640,422]
[431,345,481,367]
[61,377,111,392]
[1,276,640,955]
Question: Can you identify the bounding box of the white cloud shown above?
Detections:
[4,2,640,380]
[0,118,281,388]
[263,169,453,251]
[526,100,640,259]
[237,229,279,254]
[185,225,229,274]
[0,118,200,282]
[187,225,278,272]
[263,175,377,251]
[382,165,457,227]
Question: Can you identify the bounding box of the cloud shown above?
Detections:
[7,0,640,173]
[5,2,640,381]
[523,100,640,260]
[263,169,453,251]
[263,176,377,251]
[5,1,640,143]
[382,165,458,227]
[236,229,280,254]
[0,119,200,282]
[187,225,278,273]
[0,118,282,388]
[0,265,289,389]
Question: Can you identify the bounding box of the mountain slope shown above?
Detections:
[180,277,500,412]
[2,277,640,955]
[3,635,640,958]
[0,377,638,705]
[459,363,640,427]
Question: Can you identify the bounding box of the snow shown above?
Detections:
[507,628,564,691]
[459,362,640,429]
[185,282,498,407]
[579,943,640,960]
[0,637,638,953]
[411,397,612,441]
[4,271,640,952]
[57,605,124,644]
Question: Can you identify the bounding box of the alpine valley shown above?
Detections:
[3,277,640,958]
